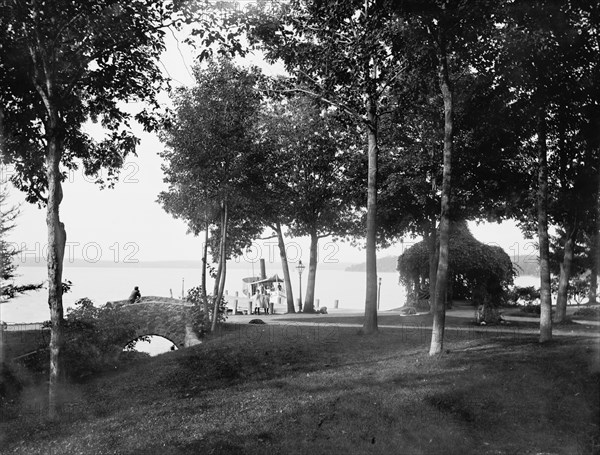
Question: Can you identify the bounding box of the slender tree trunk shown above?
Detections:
[554,227,577,323]
[46,127,66,419]
[589,174,600,305]
[275,222,295,313]
[363,96,378,334]
[537,109,552,343]
[212,202,228,332]
[590,235,598,305]
[201,216,209,327]
[429,41,453,356]
[303,230,318,313]
[211,205,225,323]
[427,223,438,314]
[0,108,5,153]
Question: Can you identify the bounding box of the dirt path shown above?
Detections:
[227,308,600,338]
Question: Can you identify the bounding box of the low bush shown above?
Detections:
[507,286,541,305]
[0,362,24,405]
[573,306,600,319]
[45,298,149,382]
[414,299,431,311]
[187,286,228,336]
[521,304,541,315]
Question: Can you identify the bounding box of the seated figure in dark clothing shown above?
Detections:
[128,286,141,303]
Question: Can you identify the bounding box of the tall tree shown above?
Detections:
[398,0,499,355]
[249,0,407,332]
[494,0,599,337]
[0,0,171,417]
[259,96,358,313]
[159,60,263,328]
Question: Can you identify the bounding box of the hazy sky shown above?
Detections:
[2,29,529,267]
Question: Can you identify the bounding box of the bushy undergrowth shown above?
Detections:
[521,303,541,315]
[44,298,148,381]
[507,286,541,305]
[573,306,600,319]
[187,286,227,336]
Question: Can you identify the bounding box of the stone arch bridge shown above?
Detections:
[1,297,202,362]
[109,297,202,348]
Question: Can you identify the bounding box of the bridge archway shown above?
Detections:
[129,335,179,356]
[109,298,201,348]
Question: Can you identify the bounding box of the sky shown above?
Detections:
[1,28,529,268]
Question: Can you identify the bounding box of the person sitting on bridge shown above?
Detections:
[128,286,141,303]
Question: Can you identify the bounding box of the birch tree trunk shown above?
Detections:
[590,235,598,305]
[363,96,378,334]
[429,44,453,356]
[589,174,600,305]
[554,227,576,323]
[427,223,438,314]
[201,216,210,327]
[537,109,553,343]
[212,202,228,332]
[46,125,66,419]
[275,222,295,313]
[303,230,318,313]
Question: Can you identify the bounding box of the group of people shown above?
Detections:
[252,284,281,315]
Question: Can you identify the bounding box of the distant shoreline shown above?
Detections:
[17,259,353,271]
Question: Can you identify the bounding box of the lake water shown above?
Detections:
[1,265,540,324]
[0,265,540,355]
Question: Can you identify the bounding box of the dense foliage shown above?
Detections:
[398,221,515,307]
[186,285,227,336]
[53,298,148,381]
[0,185,43,302]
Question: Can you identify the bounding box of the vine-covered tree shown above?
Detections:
[398,221,515,323]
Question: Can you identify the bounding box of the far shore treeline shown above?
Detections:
[346,255,539,276]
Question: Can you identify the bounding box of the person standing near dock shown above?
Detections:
[253,287,262,315]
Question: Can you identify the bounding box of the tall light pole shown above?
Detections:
[297,260,305,312]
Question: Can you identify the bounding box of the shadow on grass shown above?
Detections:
[1,325,599,455]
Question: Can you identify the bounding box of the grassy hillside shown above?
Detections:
[1,320,598,454]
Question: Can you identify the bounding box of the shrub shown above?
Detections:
[573,307,600,319]
[56,298,148,381]
[187,286,228,336]
[522,304,541,315]
[0,362,24,404]
[318,306,328,314]
[507,286,541,305]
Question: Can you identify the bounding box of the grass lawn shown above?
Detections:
[1,322,599,455]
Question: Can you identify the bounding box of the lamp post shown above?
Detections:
[377,277,382,310]
[296,260,305,312]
